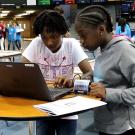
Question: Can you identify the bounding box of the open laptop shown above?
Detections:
[0,62,72,101]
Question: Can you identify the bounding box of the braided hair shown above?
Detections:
[75,5,113,33]
[33,10,69,36]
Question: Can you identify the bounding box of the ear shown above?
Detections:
[97,25,106,36]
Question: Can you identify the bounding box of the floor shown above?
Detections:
[0,111,98,135]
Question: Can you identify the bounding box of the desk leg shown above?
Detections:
[8,56,15,62]
[13,56,14,62]
[29,121,36,135]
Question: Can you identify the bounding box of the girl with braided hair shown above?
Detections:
[75,5,135,135]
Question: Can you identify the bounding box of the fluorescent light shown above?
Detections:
[1,4,15,6]
[2,11,10,14]
[26,10,35,14]
[0,13,7,17]
[16,13,27,17]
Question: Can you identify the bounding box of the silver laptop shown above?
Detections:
[0,62,72,101]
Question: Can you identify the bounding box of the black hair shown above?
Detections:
[75,5,113,33]
[33,10,68,36]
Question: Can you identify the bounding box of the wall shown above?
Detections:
[0,15,37,38]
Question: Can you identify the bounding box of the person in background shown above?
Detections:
[115,18,131,38]
[75,5,135,135]
[0,21,5,50]
[22,10,92,135]
[7,21,19,50]
[3,23,8,50]
[15,22,22,50]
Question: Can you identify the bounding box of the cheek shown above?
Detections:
[86,35,98,46]
[56,38,61,45]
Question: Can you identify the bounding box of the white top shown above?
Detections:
[22,37,88,119]
[23,37,88,81]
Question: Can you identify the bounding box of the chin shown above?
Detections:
[87,46,98,51]
[83,46,96,51]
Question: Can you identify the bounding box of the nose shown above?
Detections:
[46,39,54,47]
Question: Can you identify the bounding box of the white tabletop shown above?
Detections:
[0,51,22,58]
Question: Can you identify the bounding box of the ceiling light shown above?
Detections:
[2,11,10,14]
[26,10,35,14]
[16,13,28,17]
[0,13,7,17]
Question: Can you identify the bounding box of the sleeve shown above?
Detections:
[22,38,38,62]
[105,44,135,106]
[71,38,88,66]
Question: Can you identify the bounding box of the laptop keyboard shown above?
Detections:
[49,88,72,97]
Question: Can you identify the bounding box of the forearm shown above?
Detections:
[105,87,135,106]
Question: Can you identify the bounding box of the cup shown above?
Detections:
[74,80,91,94]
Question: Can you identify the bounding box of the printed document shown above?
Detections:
[34,96,107,116]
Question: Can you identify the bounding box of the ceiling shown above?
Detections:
[0,6,54,19]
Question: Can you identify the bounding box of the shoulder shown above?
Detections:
[115,39,135,55]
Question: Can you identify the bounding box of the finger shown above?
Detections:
[54,77,63,87]
[62,78,68,88]
[54,77,59,87]
[90,85,98,89]
[54,77,58,83]
[57,77,64,87]
[90,82,98,87]
[89,92,97,97]
[65,79,73,88]
[90,89,97,94]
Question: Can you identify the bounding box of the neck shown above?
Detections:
[100,33,113,49]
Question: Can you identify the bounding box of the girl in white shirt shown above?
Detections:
[22,10,92,135]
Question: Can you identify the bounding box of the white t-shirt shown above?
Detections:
[22,37,88,119]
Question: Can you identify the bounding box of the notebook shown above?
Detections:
[0,62,72,101]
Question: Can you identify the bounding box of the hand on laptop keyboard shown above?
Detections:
[54,76,73,88]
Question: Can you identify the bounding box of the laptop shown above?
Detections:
[0,62,72,101]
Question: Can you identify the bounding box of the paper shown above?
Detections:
[34,96,107,116]
[16,28,24,33]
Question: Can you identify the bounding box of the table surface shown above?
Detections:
[0,51,22,58]
[0,60,96,121]
[0,93,99,121]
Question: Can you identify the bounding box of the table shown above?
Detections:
[0,93,100,135]
[0,59,95,121]
[0,94,99,121]
[0,51,22,62]
[0,59,96,135]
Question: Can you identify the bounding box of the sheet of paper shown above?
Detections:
[34,96,107,116]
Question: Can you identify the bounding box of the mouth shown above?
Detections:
[48,45,61,53]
